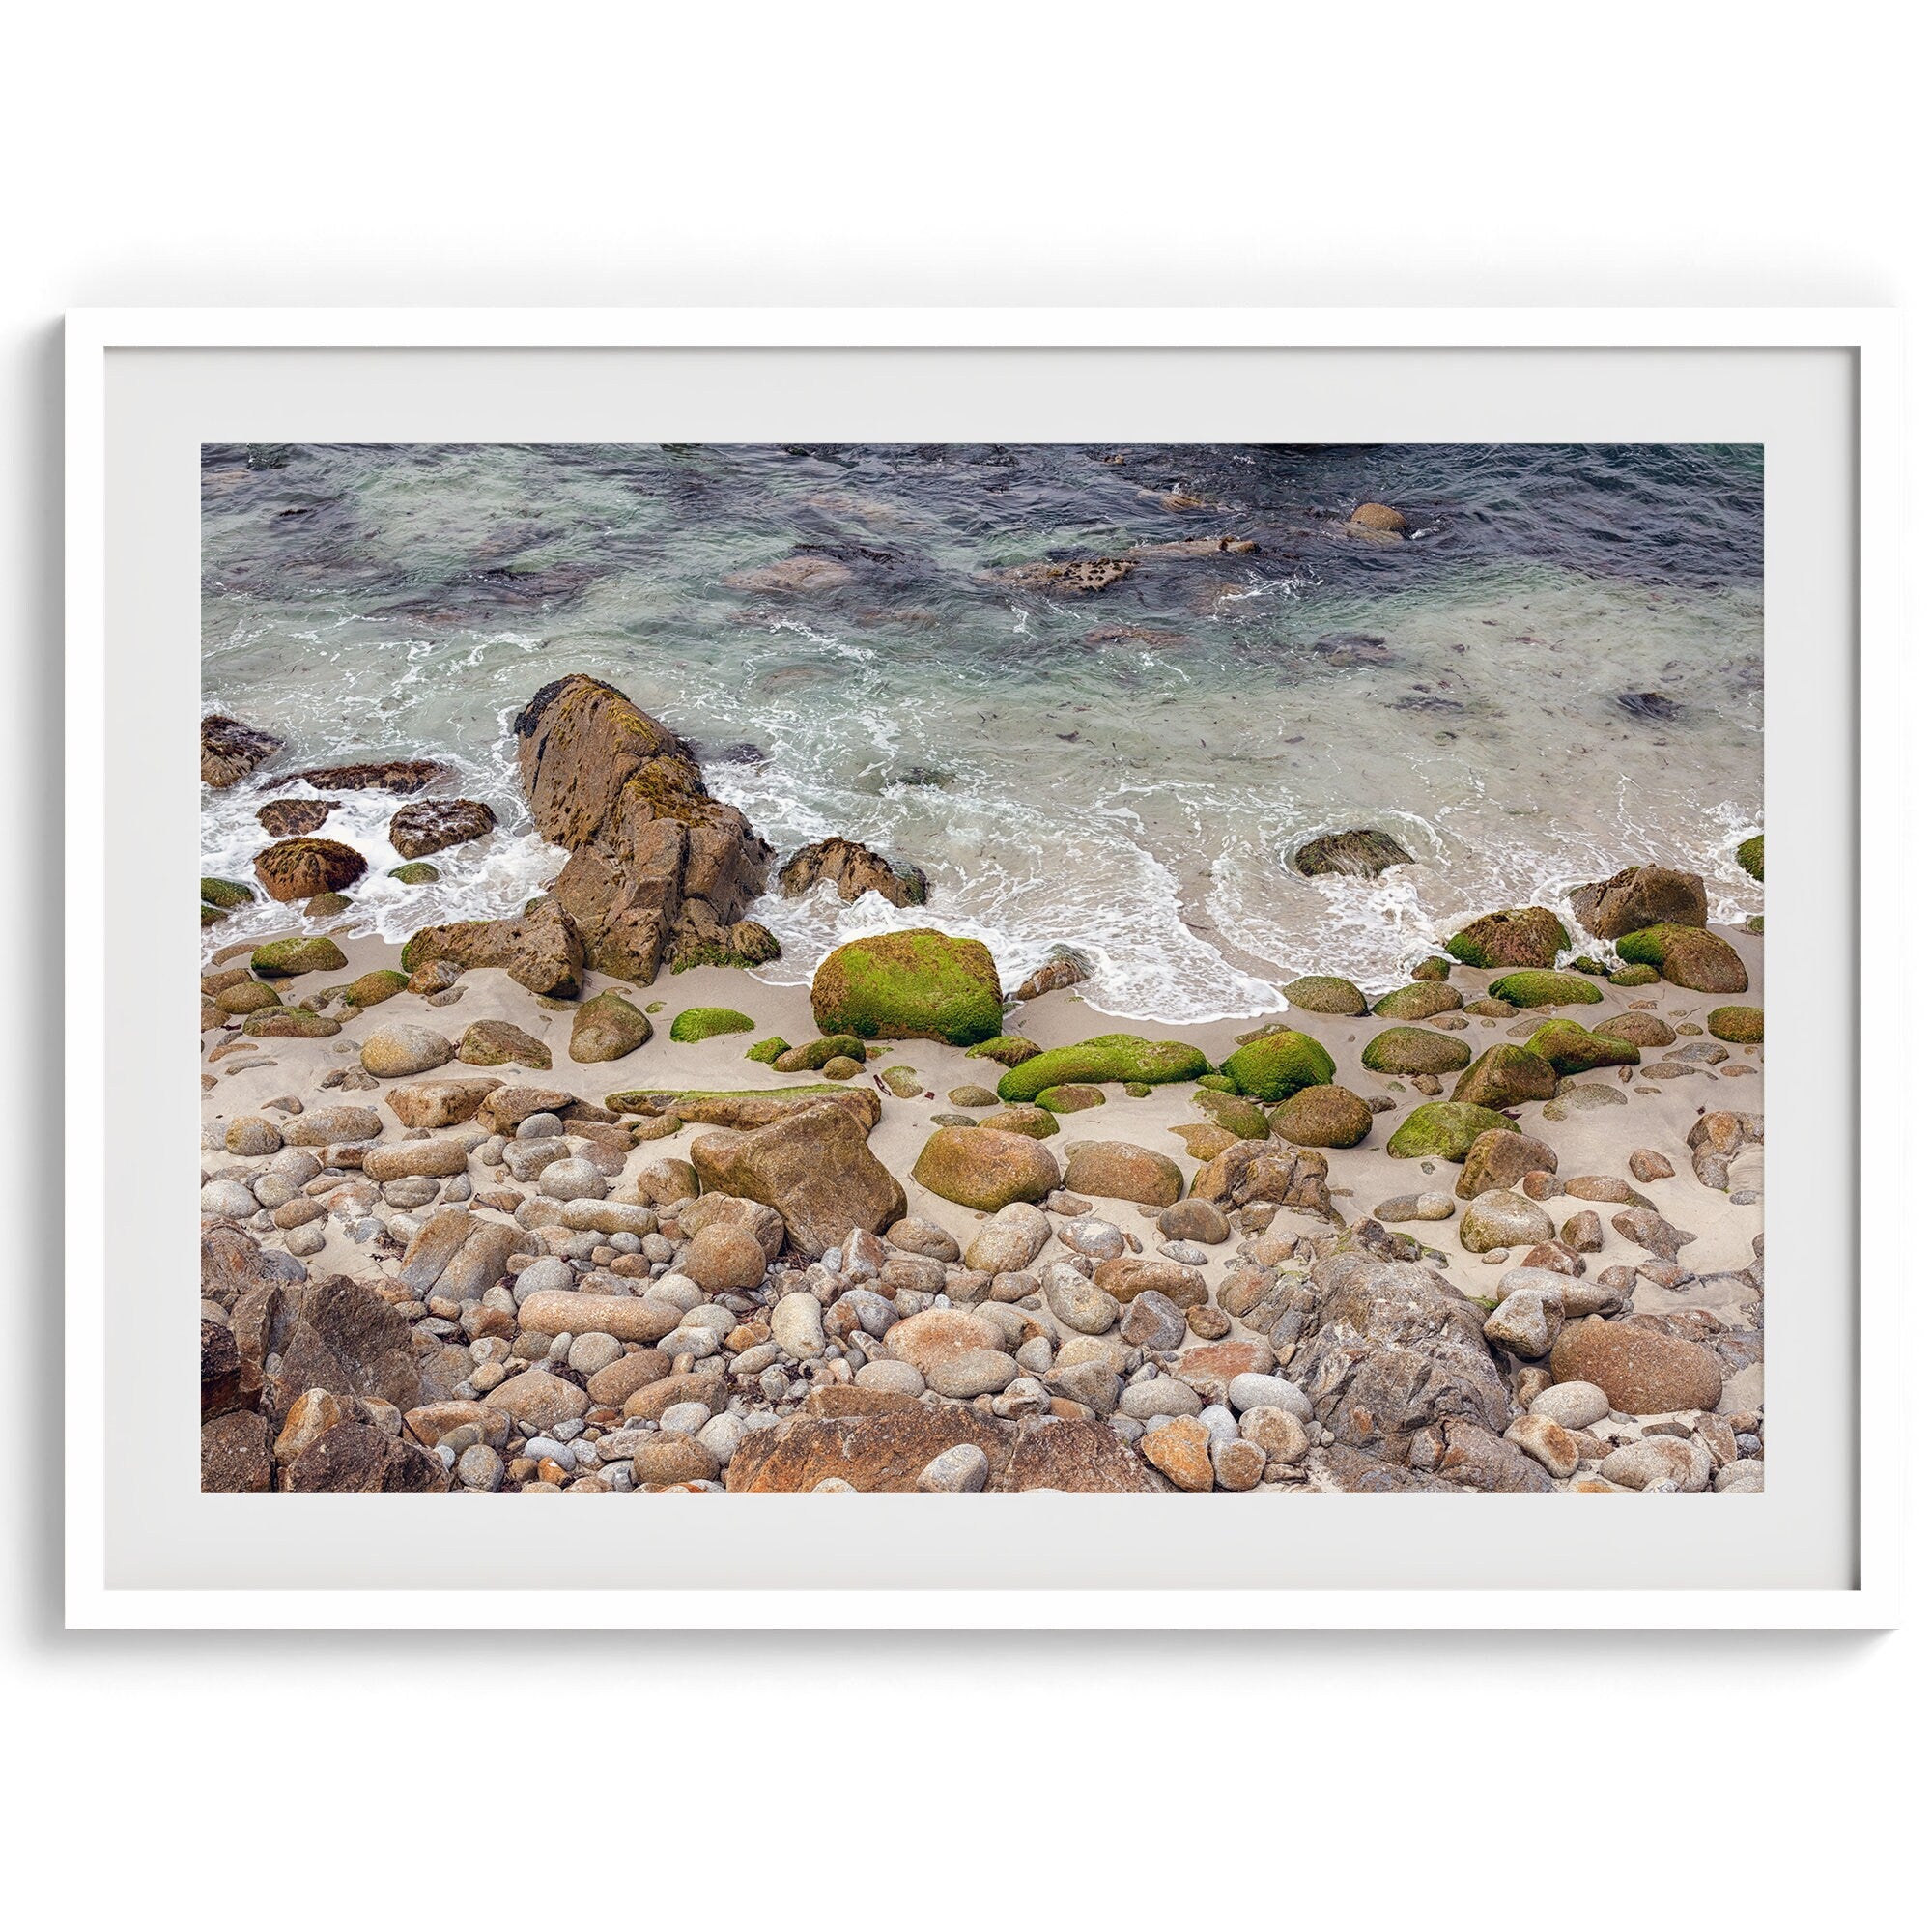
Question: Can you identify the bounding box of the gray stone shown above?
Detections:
[1530,1380,1612,1429]
[1119,1376,1202,1421]
[916,1444,990,1493]
[1227,1372,1312,1419]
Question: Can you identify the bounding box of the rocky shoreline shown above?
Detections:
[200,675,1765,1496]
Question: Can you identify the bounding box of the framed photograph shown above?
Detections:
[65,309,1901,1629]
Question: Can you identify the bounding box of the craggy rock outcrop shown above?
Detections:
[520,674,776,980]
[202,713,284,787]
[404,896,584,999]
[779,836,927,908]
[1570,864,1708,941]
[1189,1140,1335,1220]
[285,759,447,794]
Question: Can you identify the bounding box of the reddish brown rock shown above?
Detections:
[202,714,285,788]
[201,1410,274,1492]
[1570,865,1709,941]
[690,1101,904,1255]
[389,797,498,859]
[402,897,584,999]
[254,837,368,903]
[1094,1255,1208,1309]
[779,836,926,907]
[1456,1127,1560,1200]
[1548,1316,1724,1414]
[288,759,446,794]
[255,797,335,838]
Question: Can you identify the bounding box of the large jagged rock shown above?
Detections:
[1569,864,1708,941]
[689,1100,904,1255]
[1288,1251,1516,1470]
[1189,1139,1334,1218]
[780,836,927,907]
[517,674,775,980]
[403,897,585,999]
[202,713,284,787]
[389,798,497,858]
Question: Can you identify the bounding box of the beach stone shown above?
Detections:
[223,1115,283,1157]
[1371,981,1463,1022]
[456,1442,504,1491]
[1504,1413,1580,1478]
[1531,1380,1612,1428]
[1228,1373,1311,1418]
[1061,1140,1184,1206]
[586,1350,671,1406]
[359,1022,454,1079]
[1120,1376,1201,1422]
[918,1443,990,1492]
[1269,1083,1375,1149]
[1212,1436,1267,1490]
[1602,1436,1712,1492]
[1040,1262,1120,1335]
[275,1105,381,1150]
[770,1291,827,1358]
[1593,1010,1675,1050]
[1570,865,1709,941]
[1445,906,1568,970]
[1453,1043,1558,1109]
[1548,1318,1723,1414]
[1140,1416,1214,1491]
[1483,1282,1566,1357]
[1283,975,1367,1016]
[566,1331,624,1375]
[388,796,497,859]
[886,1216,959,1263]
[201,1410,274,1492]
[633,1435,720,1487]
[1058,1215,1125,1261]
[1384,1102,1516,1161]
[361,1138,471,1182]
[1121,1290,1187,1351]
[517,1292,682,1344]
[682,1222,769,1293]
[1459,1190,1556,1253]
[1239,1406,1309,1464]
[810,927,1003,1046]
[405,895,584,1000]
[1612,1208,1694,1259]
[1156,1200,1229,1245]
[1614,923,1748,994]
[538,1156,608,1201]
[1094,1255,1207,1310]
[570,990,652,1063]
[1456,1127,1559,1200]
[912,1125,1060,1212]
[458,1020,554,1070]
[855,1359,925,1398]
[201,1179,260,1220]
[384,1076,502,1128]
[885,1307,1002,1376]
[483,1369,589,1433]
[254,838,367,903]
[924,1350,1020,1398]
[1293,828,1413,877]
[214,979,281,1014]
[691,1101,904,1254]
[1717,1460,1765,1493]
[1360,1026,1472,1077]
[961,1202,1052,1275]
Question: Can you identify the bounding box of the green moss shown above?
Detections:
[1037,1083,1104,1114]
[1525,1018,1641,1073]
[1194,1088,1271,1139]
[1746,916,1764,935]
[305,892,353,917]
[1122,1082,1152,1098]
[1614,923,1750,994]
[1282,975,1367,1016]
[1451,1042,1559,1108]
[1218,1028,1337,1102]
[880,1065,925,1099]
[343,968,410,1008]
[242,1007,341,1038]
[605,1082,850,1114]
[1360,1026,1473,1076]
[745,1036,789,1064]
[200,876,254,909]
[810,928,1004,1046]
[1708,1005,1764,1044]
[1409,956,1453,981]
[1614,924,1692,967]
[1444,907,1570,970]
[668,1007,756,1043]
[1736,834,1764,882]
[996,1034,1211,1103]
[250,936,349,978]
[1371,982,1463,1020]
[965,1035,1039,1068]
[1607,963,1660,986]
[1385,1101,1519,1160]
[1195,1073,1238,1094]
[1487,970,1604,1009]
[387,862,440,885]
[201,904,227,926]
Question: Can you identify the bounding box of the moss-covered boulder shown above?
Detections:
[1452,1043,1558,1109]
[1607,963,1660,987]
[996,1035,1211,1103]
[1269,1084,1373,1149]
[1385,1101,1519,1160]
[668,1007,755,1044]
[1037,1083,1104,1114]
[1195,1073,1238,1094]
[1410,955,1453,982]
[570,990,652,1063]
[964,1035,1039,1069]
[1360,1026,1473,1076]
[1194,1088,1271,1140]
[773,1035,867,1074]
[948,1084,999,1108]
[1370,981,1463,1021]
[1444,907,1569,970]
[1708,1005,1764,1044]
[343,968,410,1009]
[201,904,227,926]
[1593,1010,1674,1049]
[387,862,440,885]
[1217,1029,1336,1103]
[201,877,254,909]
[911,1125,1061,1211]
[1614,923,1749,995]
[810,928,1003,1046]
[1525,1018,1640,1073]
[250,936,349,978]
[1487,970,1604,1009]
[242,1007,341,1038]
[745,1036,789,1065]
[214,978,281,1015]
[980,1104,1059,1139]
[1283,975,1367,1016]
[1736,834,1764,882]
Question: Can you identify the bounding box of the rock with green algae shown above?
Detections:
[880,1065,925,1099]
[1487,970,1604,1009]
[1736,835,1764,882]
[979,1103,1059,1138]
[387,862,440,885]
[668,1007,756,1044]
[1385,1101,1519,1160]
[1444,907,1570,970]
[201,877,254,909]
[1194,1088,1271,1139]
[995,1035,1211,1103]
[773,1035,867,1073]
[570,990,652,1064]
[1614,923,1749,995]
[242,1007,341,1038]
[1195,1073,1238,1094]
[1607,963,1660,987]
[1359,1026,1473,1076]
[1036,1083,1104,1114]
[305,892,353,918]
[250,936,349,978]
[605,1081,852,1115]
[1122,1081,1152,1097]
[1217,1029,1336,1103]
[1452,1042,1558,1109]
[1592,1010,1674,1049]
[201,904,227,926]
[821,1056,863,1080]
[214,979,281,1015]
[1708,1005,1764,1044]
[1269,1084,1373,1149]
[911,1125,1061,1211]
[1370,981,1463,1021]
[343,968,409,1009]
[456,1019,551,1069]
[745,1036,789,1065]
[964,1035,1039,1069]
[1409,956,1453,982]
[948,1084,999,1108]
[810,928,1004,1047]
[1524,1018,1640,1073]
[1282,975,1367,1016]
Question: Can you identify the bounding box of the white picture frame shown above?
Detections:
[66,307,1903,1630]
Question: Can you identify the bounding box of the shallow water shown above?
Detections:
[202,443,1763,1017]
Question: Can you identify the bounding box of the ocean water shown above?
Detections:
[201,443,1764,1020]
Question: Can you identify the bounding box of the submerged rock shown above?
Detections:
[202,714,285,788]
[1292,828,1414,878]
[1736,834,1764,882]
[255,797,335,838]
[779,835,926,907]
[389,797,497,858]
